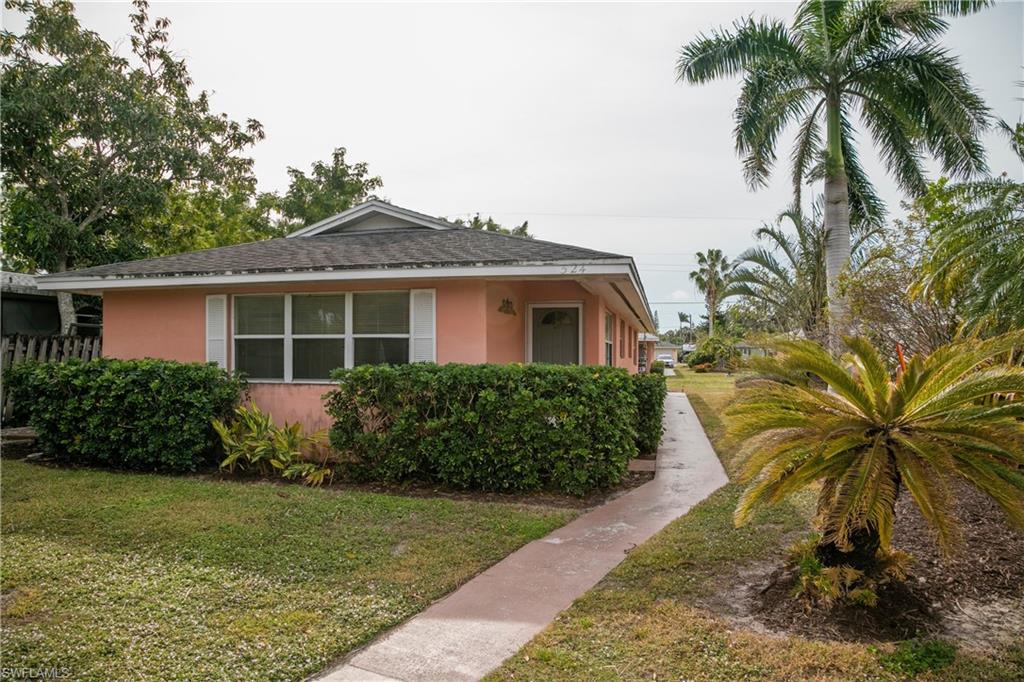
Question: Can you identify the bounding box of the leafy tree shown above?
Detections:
[729,332,1024,572]
[277,147,382,229]
[653,310,660,332]
[843,211,959,362]
[730,202,877,341]
[916,130,1024,334]
[689,248,736,337]
[450,213,530,237]
[1,0,264,331]
[143,185,285,256]
[676,0,991,345]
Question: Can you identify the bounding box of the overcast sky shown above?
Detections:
[8,1,1023,327]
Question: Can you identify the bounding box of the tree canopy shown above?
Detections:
[1,0,263,328]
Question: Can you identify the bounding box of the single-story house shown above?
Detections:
[736,341,770,359]
[637,332,658,371]
[38,201,655,429]
[653,340,683,364]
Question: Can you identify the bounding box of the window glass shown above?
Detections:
[354,338,410,365]
[293,339,344,380]
[235,338,284,379]
[235,296,284,335]
[292,295,345,334]
[353,292,409,334]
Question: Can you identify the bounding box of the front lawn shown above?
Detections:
[0,461,574,680]
[489,368,1023,681]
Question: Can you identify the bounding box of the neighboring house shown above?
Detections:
[637,332,658,372]
[653,340,683,364]
[1,271,103,337]
[1,271,60,336]
[38,201,655,429]
[736,341,769,359]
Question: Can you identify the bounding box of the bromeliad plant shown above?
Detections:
[213,403,333,486]
[728,332,1024,573]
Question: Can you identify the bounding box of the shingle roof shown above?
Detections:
[43,228,627,280]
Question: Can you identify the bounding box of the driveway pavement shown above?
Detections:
[317,391,728,682]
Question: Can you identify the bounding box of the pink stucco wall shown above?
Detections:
[102,277,644,429]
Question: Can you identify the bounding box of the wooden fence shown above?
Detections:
[1,335,102,420]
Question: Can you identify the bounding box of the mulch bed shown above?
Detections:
[734,482,1024,645]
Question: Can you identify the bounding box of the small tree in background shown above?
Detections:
[450,213,531,237]
[277,147,383,229]
[689,248,736,337]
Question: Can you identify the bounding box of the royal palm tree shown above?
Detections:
[918,123,1024,333]
[677,0,991,345]
[730,203,877,339]
[678,311,693,343]
[729,332,1024,570]
[689,249,735,337]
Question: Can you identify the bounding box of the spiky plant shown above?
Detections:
[728,332,1024,569]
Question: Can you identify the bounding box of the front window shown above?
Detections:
[352,292,410,365]
[233,291,411,382]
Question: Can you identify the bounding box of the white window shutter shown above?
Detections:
[410,289,436,363]
[206,295,228,368]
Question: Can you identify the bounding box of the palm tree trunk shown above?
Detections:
[823,97,851,351]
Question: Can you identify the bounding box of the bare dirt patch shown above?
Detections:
[706,482,1024,648]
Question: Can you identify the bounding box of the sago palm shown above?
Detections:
[689,248,736,337]
[677,0,991,342]
[728,332,1024,569]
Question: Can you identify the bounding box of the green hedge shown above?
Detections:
[6,359,245,472]
[633,372,667,454]
[325,363,639,495]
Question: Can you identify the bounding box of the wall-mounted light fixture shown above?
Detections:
[498,298,516,315]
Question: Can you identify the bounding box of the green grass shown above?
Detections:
[489,368,1022,681]
[0,461,575,681]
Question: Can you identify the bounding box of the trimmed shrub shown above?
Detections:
[632,372,667,454]
[6,358,245,472]
[687,336,739,371]
[648,360,666,374]
[325,363,638,495]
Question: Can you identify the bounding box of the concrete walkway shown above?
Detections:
[317,392,728,682]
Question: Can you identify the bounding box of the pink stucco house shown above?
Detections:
[39,201,656,429]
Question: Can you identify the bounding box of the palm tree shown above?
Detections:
[917,123,1024,333]
[678,312,693,343]
[728,332,1024,570]
[676,0,991,345]
[689,249,735,337]
[730,203,877,339]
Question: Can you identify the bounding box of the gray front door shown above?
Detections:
[531,306,580,364]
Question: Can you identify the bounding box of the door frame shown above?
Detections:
[525,301,584,364]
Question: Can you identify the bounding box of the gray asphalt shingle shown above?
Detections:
[42,228,628,280]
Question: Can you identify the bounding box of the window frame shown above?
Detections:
[619,319,626,358]
[604,312,614,366]
[231,291,414,384]
[525,301,584,365]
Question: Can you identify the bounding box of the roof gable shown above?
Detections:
[287,200,461,238]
